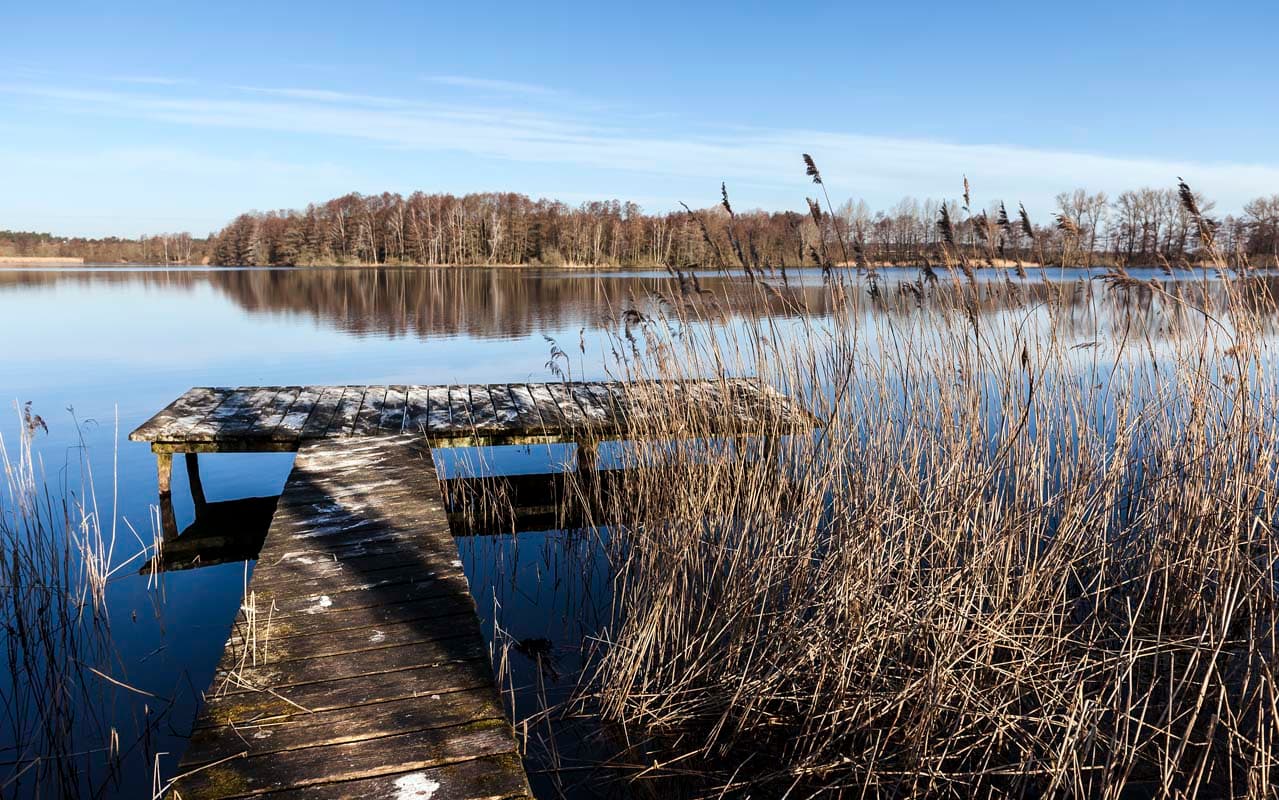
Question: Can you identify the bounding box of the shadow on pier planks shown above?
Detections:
[167,435,532,799]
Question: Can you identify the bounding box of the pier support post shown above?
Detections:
[575,440,598,474]
[156,452,173,496]
[576,440,600,513]
[185,453,208,516]
[159,491,179,541]
[759,433,781,467]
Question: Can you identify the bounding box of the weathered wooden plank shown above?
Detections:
[682,380,752,431]
[217,604,480,675]
[526,383,567,430]
[486,384,521,429]
[505,384,546,433]
[706,380,770,429]
[260,527,425,559]
[246,573,474,621]
[605,381,661,433]
[264,498,452,537]
[275,387,323,440]
[240,560,465,599]
[229,593,478,646]
[465,385,500,432]
[543,382,589,429]
[129,387,232,442]
[298,386,347,439]
[750,380,814,426]
[378,386,407,432]
[171,718,518,798]
[401,385,432,434]
[352,386,388,435]
[256,536,435,573]
[243,551,465,598]
[197,659,497,728]
[425,386,453,435]
[256,512,452,559]
[181,688,506,769]
[261,754,532,800]
[446,386,473,432]
[724,379,776,429]
[220,613,482,671]
[263,516,453,556]
[570,382,610,428]
[587,382,626,429]
[242,386,304,440]
[205,387,282,441]
[179,388,271,442]
[214,634,489,699]
[243,544,463,592]
[602,381,636,420]
[325,387,367,438]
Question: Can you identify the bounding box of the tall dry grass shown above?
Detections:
[1,410,161,797]
[567,180,1279,797]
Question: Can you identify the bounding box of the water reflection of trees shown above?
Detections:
[2,268,1275,343]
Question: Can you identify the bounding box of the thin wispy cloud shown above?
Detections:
[106,75,189,86]
[422,74,556,96]
[231,85,419,108]
[4,80,1279,218]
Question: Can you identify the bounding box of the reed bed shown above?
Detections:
[0,410,160,797]
[564,186,1279,797]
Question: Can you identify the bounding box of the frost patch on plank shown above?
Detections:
[293,519,383,538]
[393,772,441,799]
[306,595,333,614]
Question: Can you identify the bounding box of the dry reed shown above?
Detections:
[562,181,1279,798]
[1,409,164,797]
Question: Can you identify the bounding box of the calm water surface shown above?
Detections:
[3,265,806,798]
[0,265,1257,797]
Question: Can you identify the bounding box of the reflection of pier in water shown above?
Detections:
[149,471,633,573]
[150,493,278,573]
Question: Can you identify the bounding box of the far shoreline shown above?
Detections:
[0,260,1242,273]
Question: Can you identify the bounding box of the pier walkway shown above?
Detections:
[131,381,812,798]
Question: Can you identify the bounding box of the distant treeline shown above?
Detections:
[0,230,210,265]
[9,186,1279,269]
[205,189,1279,268]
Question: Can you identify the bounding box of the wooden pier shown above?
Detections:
[131,381,812,799]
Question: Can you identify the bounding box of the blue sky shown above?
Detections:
[3,0,1278,237]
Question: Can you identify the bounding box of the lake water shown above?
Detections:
[0,265,1262,797]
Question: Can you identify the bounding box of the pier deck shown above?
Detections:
[164,434,531,799]
[129,380,812,452]
[133,380,813,798]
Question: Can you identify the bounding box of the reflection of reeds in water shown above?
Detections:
[555,191,1279,796]
[1,411,163,797]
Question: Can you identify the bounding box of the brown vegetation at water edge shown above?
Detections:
[556,170,1279,797]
